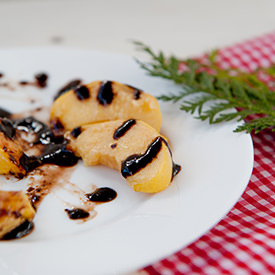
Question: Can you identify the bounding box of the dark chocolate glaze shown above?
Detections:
[0,118,16,139]
[70,126,82,138]
[0,115,79,174]
[2,220,34,240]
[113,119,136,140]
[65,208,90,220]
[0,83,9,88]
[39,144,79,166]
[19,81,29,86]
[20,154,41,173]
[160,137,181,179]
[125,84,142,100]
[97,81,114,105]
[34,73,48,88]
[110,143,117,149]
[86,187,117,202]
[133,90,141,100]
[14,116,55,145]
[0,108,11,118]
[20,143,79,172]
[172,163,181,178]
[54,79,82,100]
[29,194,41,208]
[121,136,162,178]
[74,85,90,100]
[50,118,65,137]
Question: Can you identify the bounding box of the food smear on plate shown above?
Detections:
[0,77,181,240]
[0,72,49,91]
[65,187,117,220]
[19,72,49,88]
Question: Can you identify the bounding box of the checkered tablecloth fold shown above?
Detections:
[142,32,275,275]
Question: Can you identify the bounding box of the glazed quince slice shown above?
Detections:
[69,119,179,193]
[50,80,162,136]
[0,190,35,239]
[0,119,26,178]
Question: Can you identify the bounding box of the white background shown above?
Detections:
[0,0,274,58]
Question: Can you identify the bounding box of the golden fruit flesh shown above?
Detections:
[70,119,174,193]
[50,80,162,135]
[0,190,35,239]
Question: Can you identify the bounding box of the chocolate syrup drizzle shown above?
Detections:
[19,73,49,89]
[125,84,143,100]
[110,143,117,149]
[0,108,11,119]
[34,73,48,88]
[74,85,90,100]
[0,118,15,139]
[133,90,141,100]
[121,136,162,178]
[121,135,181,179]
[97,81,114,105]
[54,79,82,100]
[70,126,82,138]
[50,118,65,137]
[160,137,181,178]
[113,119,136,140]
[2,220,34,240]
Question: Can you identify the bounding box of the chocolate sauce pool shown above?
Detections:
[65,208,90,220]
[86,187,117,203]
[63,187,117,221]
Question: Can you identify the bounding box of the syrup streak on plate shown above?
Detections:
[0,48,254,275]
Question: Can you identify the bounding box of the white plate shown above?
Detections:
[0,48,253,275]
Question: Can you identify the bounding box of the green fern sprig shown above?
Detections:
[134,41,275,133]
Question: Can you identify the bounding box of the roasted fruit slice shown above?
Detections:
[69,119,179,193]
[0,190,35,239]
[50,80,162,136]
[0,119,26,178]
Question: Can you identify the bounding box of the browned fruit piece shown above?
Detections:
[0,190,35,239]
[0,119,26,178]
[50,80,162,136]
[69,119,177,193]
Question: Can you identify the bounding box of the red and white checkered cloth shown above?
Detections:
[141,32,275,275]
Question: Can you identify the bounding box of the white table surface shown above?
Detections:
[0,0,274,274]
[0,0,274,58]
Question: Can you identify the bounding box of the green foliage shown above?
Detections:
[134,41,275,133]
